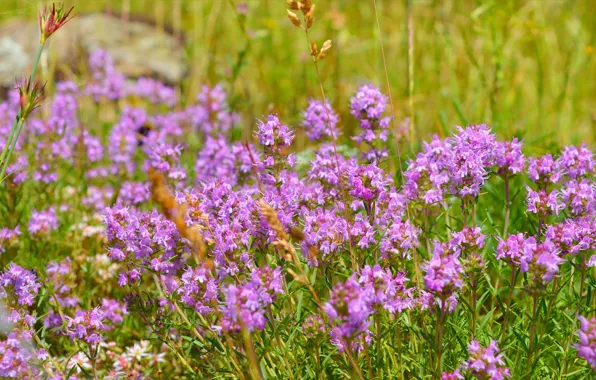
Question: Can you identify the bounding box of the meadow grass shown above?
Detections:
[1,0,594,149]
[0,1,595,379]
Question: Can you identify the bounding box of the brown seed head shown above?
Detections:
[300,0,313,14]
[316,39,332,61]
[287,10,301,28]
[287,0,300,10]
[305,5,315,29]
[289,226,305,242]
[310,42,318,56]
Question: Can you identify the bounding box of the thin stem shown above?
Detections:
[435,301,447,377]
[303,28,356,270]
[406,0,416,150]
[375,313,382,375]
[526,294,539,371]
[576,255,587,317]
[1,43,45,181]
[471,273,478,338]
[345,344,365,380]
[500,268,517,341]
[503,178,510,238]
[0,118,25,181]
[241,325,264,380]
[30,42,45,83]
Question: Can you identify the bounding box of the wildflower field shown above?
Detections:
[0,1,595,379]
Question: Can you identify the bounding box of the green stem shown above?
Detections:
[436,301,447,377]
[576,255,587,317]
[526,294,539,373]
[471,274,478,338]
[0,118,25,180]
[0,43,45,181]
[503,178,510,238]
[30,43,45,83]
[500,268,517,341]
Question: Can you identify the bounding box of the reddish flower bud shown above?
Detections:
[38,3,75,44]
[15,77,45,119]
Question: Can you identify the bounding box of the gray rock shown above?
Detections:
[0,13,186,86]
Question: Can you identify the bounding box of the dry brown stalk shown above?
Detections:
[258,200,322,307]
[148,168,209,267]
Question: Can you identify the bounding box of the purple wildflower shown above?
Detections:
[560,179,595,216]
[221,266,284,332]
[302,99,340,141]
[28,207,58,236]
[0,264,41,307]
[496,233,532,267]
[323,277,373,343]
[301,207,349,266]
[188,84,238,135]
[575,315,596,371]
[350,85,391,161]
[65,308,105,344]
[526,186,564,216]
[379,220,420,261]
[178,265,218,315]
[462,340,511,379]
[493,138,525,177]
[358,265,414,313]
[0,227,20,253]
[527,154,562,184]
[423,242,463,306]
[557,144,594,179]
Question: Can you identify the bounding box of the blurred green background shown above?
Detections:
[1,0,594,151]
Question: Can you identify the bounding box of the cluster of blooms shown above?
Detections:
[132,77,177,107]
[301,207,349,266]
[144,142,187,182]
[0,264,40,324]
[449,227,486,274]
[103,206,187,285]
[0,330,44,378]
[496,234,564,292]
[561,179,595,216]
[443,340,511,379]
[0,227,20,253]
[423,242,463,308]
[0,45,595,378]
[525,186,563,216]
[324,265,415,350]
[65,307,106,344]
[493,138,525,177]
[404,125,502,204]
[188,84,239,135]
[527,154,561,185]
[558,144,595,179]
[0,266,44,378]
[350,85,391,162]
[221,266,284,332]
[302,99,340,141]
[576,315,596,371]
[177,264,218,315]
[87,49,127,101]
[87,49,177,106]
[357,265,415,313]
[28,207,58,236]
[546,218,595,259]
[323,277,374,348]
[256,115,296,174]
